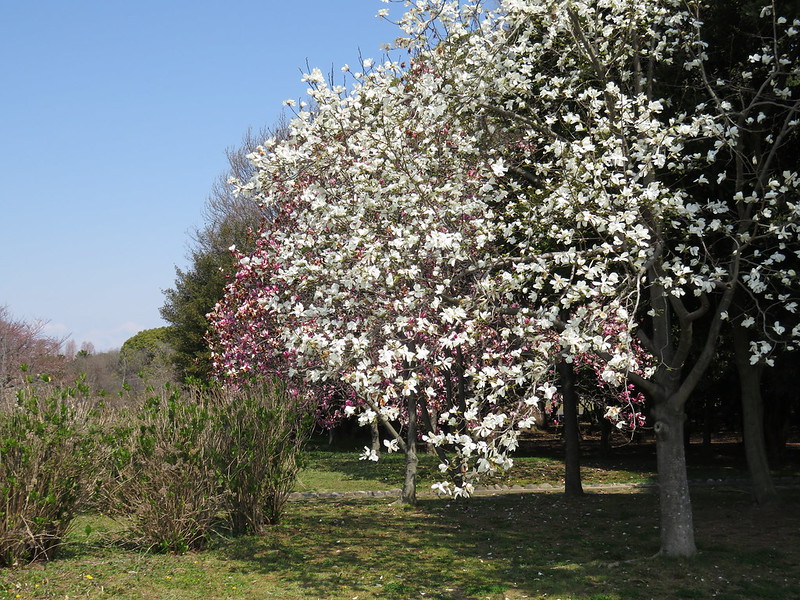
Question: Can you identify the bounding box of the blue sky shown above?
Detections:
[0,0,400,351]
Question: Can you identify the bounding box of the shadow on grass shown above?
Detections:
[212,489,800,600]
[57,514,131,561]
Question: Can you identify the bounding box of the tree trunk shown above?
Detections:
[558,359,584,496]
[426,406,438,454]
[370,419,381,453]
[653,401,697,557]
[599,407,612,457]
[732,325,779,506]
[401,395,418,505]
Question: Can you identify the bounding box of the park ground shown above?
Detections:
[2,432,799,600]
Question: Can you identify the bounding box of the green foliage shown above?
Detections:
[208,380,309,534]
[119,327,172,360]
[0,372,309,562]
[160,251,231,382]
[105,385,224,553]
[0,378,100,566]
[104,379,309,551]
[117,328,176,393]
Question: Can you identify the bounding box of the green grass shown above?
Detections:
[296,450,656,493]
[3,435,798,599]
[297,432,798,494]
[2,489,799,600]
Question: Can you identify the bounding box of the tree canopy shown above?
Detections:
[208,0,799,557]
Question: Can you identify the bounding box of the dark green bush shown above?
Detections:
[1,376,309,561]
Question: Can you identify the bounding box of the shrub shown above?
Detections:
[106,385,226,553]
[0,377,100,566]
[208,379,309,534]
[1,376,310,558]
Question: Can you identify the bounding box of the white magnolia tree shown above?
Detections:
[211,0,799,557]
[467,0,799,557]
[209,12,560,504]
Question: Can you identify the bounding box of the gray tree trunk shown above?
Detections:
[401,395,418,505]
[426,406,438,454]
[732,325,779,505]
[631,271,735,557]
[599,408,612,457]
[653,401,697,557]
[370,419,381,453]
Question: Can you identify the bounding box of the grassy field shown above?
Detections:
[297,432,798,494]
[2,437,799,600]
[2,489,799,600]
[295,450,656,494]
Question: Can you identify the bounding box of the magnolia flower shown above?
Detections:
[359,447,379,462]
[358,409,377,426]
[431,481,451,495]
[490,158,508,177]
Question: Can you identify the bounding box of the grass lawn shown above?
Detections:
[297,431,799,494]
[296,450,656,494]
[2,435,798,600]
[1,489,799,600]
